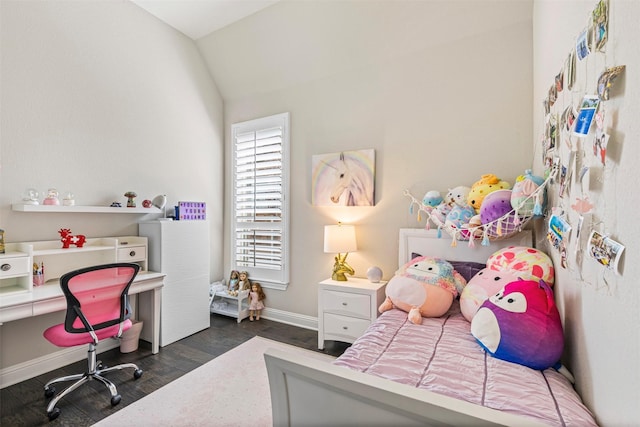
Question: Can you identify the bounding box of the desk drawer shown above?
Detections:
[0,303,32,323]
[322,290,370,319]
[0,255,30,279]
[117,246,146,262]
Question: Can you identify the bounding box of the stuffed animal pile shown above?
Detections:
[421,170,546,240]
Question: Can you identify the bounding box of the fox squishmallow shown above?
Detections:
[471,279,564,370]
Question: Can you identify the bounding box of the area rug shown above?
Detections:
[93,337,335,427]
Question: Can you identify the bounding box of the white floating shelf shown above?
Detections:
[12,204,162,214]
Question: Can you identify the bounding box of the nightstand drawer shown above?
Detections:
[323,312,371,341]
[117,246,146,262]
[322,290,371,318]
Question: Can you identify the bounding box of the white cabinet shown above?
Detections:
[139,220,210,347]
[0,249,31,296]
[317,277,387,350]
[210,289,250,323]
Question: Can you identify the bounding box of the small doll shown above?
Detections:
[238,271,251,291]
[248,282,266,321]
[228,270,240,291]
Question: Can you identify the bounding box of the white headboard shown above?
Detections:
[398,228,533,266]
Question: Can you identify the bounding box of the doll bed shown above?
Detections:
[264,228,597,426]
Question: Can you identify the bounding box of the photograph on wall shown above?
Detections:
[593,129,609,166]
[587,230,624,274]
[548,214,572,268]
[311,149,375,206]
[576,28,590,61]
[573,95,600,137]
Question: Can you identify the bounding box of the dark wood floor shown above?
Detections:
[0,314,350,426]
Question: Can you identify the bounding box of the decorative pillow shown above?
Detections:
[471,279,563,370]
[379,257,466,323]
[487,246,555,285]
[459,268,521,322]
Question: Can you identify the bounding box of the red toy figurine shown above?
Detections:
[59,228,86,249]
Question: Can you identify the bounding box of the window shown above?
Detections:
[231,113,290,289]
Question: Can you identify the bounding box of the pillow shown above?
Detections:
[486,246,555,285]
[471,279,564,370]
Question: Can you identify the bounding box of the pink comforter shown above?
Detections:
[334,303,597,426]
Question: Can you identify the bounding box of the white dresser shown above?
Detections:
[317,277,387,350]
[139,220,210,346]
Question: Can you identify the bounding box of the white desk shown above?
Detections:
[0,271,164,354]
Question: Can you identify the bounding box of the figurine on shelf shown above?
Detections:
[228,270,240,292]
[124,191,137,208]
[22,188,39,205]
[43,188,60,206]
[59,228,86,249]
[248,282,266,321]
[238,271,251,291]
[62,191,75,206]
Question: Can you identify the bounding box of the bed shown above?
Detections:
[264,228,597,426]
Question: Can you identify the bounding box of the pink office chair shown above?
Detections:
[42,263,143,421]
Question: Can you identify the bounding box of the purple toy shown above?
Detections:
[471,279,564,370]
[480,189,518,235]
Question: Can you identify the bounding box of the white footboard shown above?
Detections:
[264,348,545,427]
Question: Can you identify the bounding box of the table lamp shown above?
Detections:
[324,223,357,281]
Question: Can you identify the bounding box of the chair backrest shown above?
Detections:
[60,263,140,334]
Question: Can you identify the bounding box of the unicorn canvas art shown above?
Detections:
[312,149,375,206]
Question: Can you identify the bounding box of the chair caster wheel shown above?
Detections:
[44,386,56,398]
[111,394,122,406]
[47,407,61,421]
[134,369,143,379]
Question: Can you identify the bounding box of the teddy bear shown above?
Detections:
[467,174,511,213]
[378,256,466,323]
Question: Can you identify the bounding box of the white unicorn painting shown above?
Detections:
[312,149,375,206]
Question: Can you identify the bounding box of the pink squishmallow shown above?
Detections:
[379,257,466,323]
[459,268,521,322]
[487,246,555,285]
[471,279,564,370]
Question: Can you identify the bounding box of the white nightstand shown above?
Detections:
[318,277,387,350]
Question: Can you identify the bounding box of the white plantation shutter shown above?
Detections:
[231,113,290,287]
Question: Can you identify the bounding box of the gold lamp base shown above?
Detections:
[331,253,354,281]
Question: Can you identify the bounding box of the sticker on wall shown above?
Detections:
[587,230,624,275]
[311,149,375,206]
[573,95,600,137]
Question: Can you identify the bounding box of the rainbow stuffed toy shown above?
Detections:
[379,256,466,323]
[471,279,564,370]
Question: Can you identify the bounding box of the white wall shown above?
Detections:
[532,1,640,425]
[197,0,533,322]
[0,1,224,367]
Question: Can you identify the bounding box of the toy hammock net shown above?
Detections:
[404,168,555,248]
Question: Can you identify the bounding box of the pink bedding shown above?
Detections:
[334,302,597,426]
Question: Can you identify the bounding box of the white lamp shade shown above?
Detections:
[324,224,357,253]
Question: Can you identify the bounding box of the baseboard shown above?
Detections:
[0,340,120,389]
[259,307,318,331]
[1,309,317,389]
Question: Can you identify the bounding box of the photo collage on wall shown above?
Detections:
[541,0,625,276]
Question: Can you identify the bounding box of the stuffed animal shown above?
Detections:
[459,268,521,322]
[511,169,545,216]
[471,279,564,370]
[422,190,443,207]
[379,256,466,323]
[486,246,555,285]
[467,174,511,213]
[445,186,471,207]
[444,204,475,236]
[460,246,554,322]
[479,189,518,236]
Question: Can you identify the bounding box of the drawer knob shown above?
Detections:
[1,263,10,271]
[129,250,136,257]
[342,326,348,330]
[342,302,348,306]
